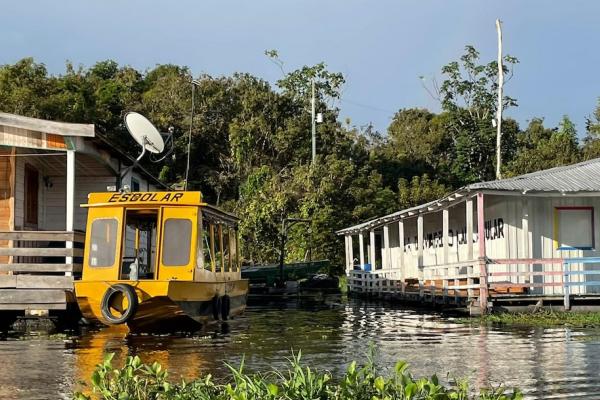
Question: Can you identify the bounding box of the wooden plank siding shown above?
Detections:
[0,147,14,266]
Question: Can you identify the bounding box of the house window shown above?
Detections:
[554,207,594,250]
[131,178,140,192]
[24,164,39,226]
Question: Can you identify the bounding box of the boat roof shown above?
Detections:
[82,191,239,224]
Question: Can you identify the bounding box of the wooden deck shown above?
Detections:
[348,256,600,314]
[0,230,84,311]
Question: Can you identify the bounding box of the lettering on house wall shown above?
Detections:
[403,218,504,251]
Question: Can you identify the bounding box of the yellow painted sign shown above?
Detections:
[85,191,203,207]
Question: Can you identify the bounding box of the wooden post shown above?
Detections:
[564,261,570,310]
[417,214,424,298]
[348,235,354,272]
[477,193,489,312]
[65,150,75,277]
[442,208,449,265]
[370,230,376,269]
[495,19,504,180]
[521,198,530,285]
[344,235,350,274]
[359,233,365,270]
[466,199,474,261]
[383,224,390,270]
[398,219,405,281]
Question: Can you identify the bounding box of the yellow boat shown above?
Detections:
[74,191,248,332]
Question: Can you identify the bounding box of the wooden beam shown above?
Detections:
[398,220,405,279]
[477,193,486,258]
[0,263,82,273]
[0,303,67,310]
[0,231,84,242]
[0,289,66,304]
[417,215,424,267]
[0,112,95,137]
[348,235,354,271]
[0,276,16,288]
[369,230,376,268]
[466,199,474,260]
[15,275,73,289]
[442,209,449,265]
[0,248,84,257]
[359,233,365,269]
[383,225,390,269]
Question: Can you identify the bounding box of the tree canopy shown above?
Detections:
[0,46,594,273]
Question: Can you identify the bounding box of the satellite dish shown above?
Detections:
[124,112,165,154]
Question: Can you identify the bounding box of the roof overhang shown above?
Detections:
[0,112,95,137]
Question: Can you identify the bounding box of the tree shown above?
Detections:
[506,116,580,176]
[437,46,519,183]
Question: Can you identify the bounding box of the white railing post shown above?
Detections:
[564,261,570,310]
[65,150,75,277]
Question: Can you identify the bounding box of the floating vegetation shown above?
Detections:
[73,352,521,400]
[462,310,600,328]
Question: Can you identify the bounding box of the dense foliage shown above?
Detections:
[73,352,522,400]
[2,46,599,272]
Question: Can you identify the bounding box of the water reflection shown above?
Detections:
[1,298,600,399]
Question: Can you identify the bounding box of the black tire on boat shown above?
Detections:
[100,284,139,325]
[212,295,222,320]
[221,295,231,321]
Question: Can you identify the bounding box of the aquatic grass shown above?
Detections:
[461,310,600,328]
[73,351,522,400]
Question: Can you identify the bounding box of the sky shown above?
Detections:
[1,1,599,136]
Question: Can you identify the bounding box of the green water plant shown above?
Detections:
[74,352,522,400]
[463,310,600,328]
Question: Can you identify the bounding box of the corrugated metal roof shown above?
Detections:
[337,158,600,235]
[467,157,600,193]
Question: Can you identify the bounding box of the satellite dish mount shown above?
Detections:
[119,112,169,190]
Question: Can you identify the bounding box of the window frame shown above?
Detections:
[554,206,595,251]
[88,217,120,268]
[161,217,193,267]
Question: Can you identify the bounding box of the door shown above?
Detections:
[157,207,197,281]
[24,164,39,229]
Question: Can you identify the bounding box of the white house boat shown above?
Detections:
[338,158,600,314]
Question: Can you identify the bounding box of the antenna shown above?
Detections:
[120,112,167,189]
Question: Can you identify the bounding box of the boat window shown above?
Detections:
[231,229,239,272]
[89,218,118,268]
[223,226,230,272]
[214,224,223,272]
[162,218,192,266]
[121,209,158,279]
[202,219,214,271]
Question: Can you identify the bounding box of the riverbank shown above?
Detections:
[74,352,522,400]
[462,310,600,328]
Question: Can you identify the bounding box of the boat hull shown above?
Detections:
[74,279,248,332]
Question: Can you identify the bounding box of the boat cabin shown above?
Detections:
[81,191,240,283]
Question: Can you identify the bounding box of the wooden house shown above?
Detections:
[338,159,600,313]
[0,112,166,313]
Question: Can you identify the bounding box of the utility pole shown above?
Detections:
[495,19,504,180]
[311,79,316,165]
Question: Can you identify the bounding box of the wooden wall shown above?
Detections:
[0,148,14,265]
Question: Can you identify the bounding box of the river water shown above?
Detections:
[1,298,599,399]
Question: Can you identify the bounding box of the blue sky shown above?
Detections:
[2,1,599,136]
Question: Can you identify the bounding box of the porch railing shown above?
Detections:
[0,230,85,310]
[347,256,600,312]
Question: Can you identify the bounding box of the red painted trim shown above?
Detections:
[490,258,563,265]
[489,271,563,276]
[555,206,593,210]
[477,193,485,258]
